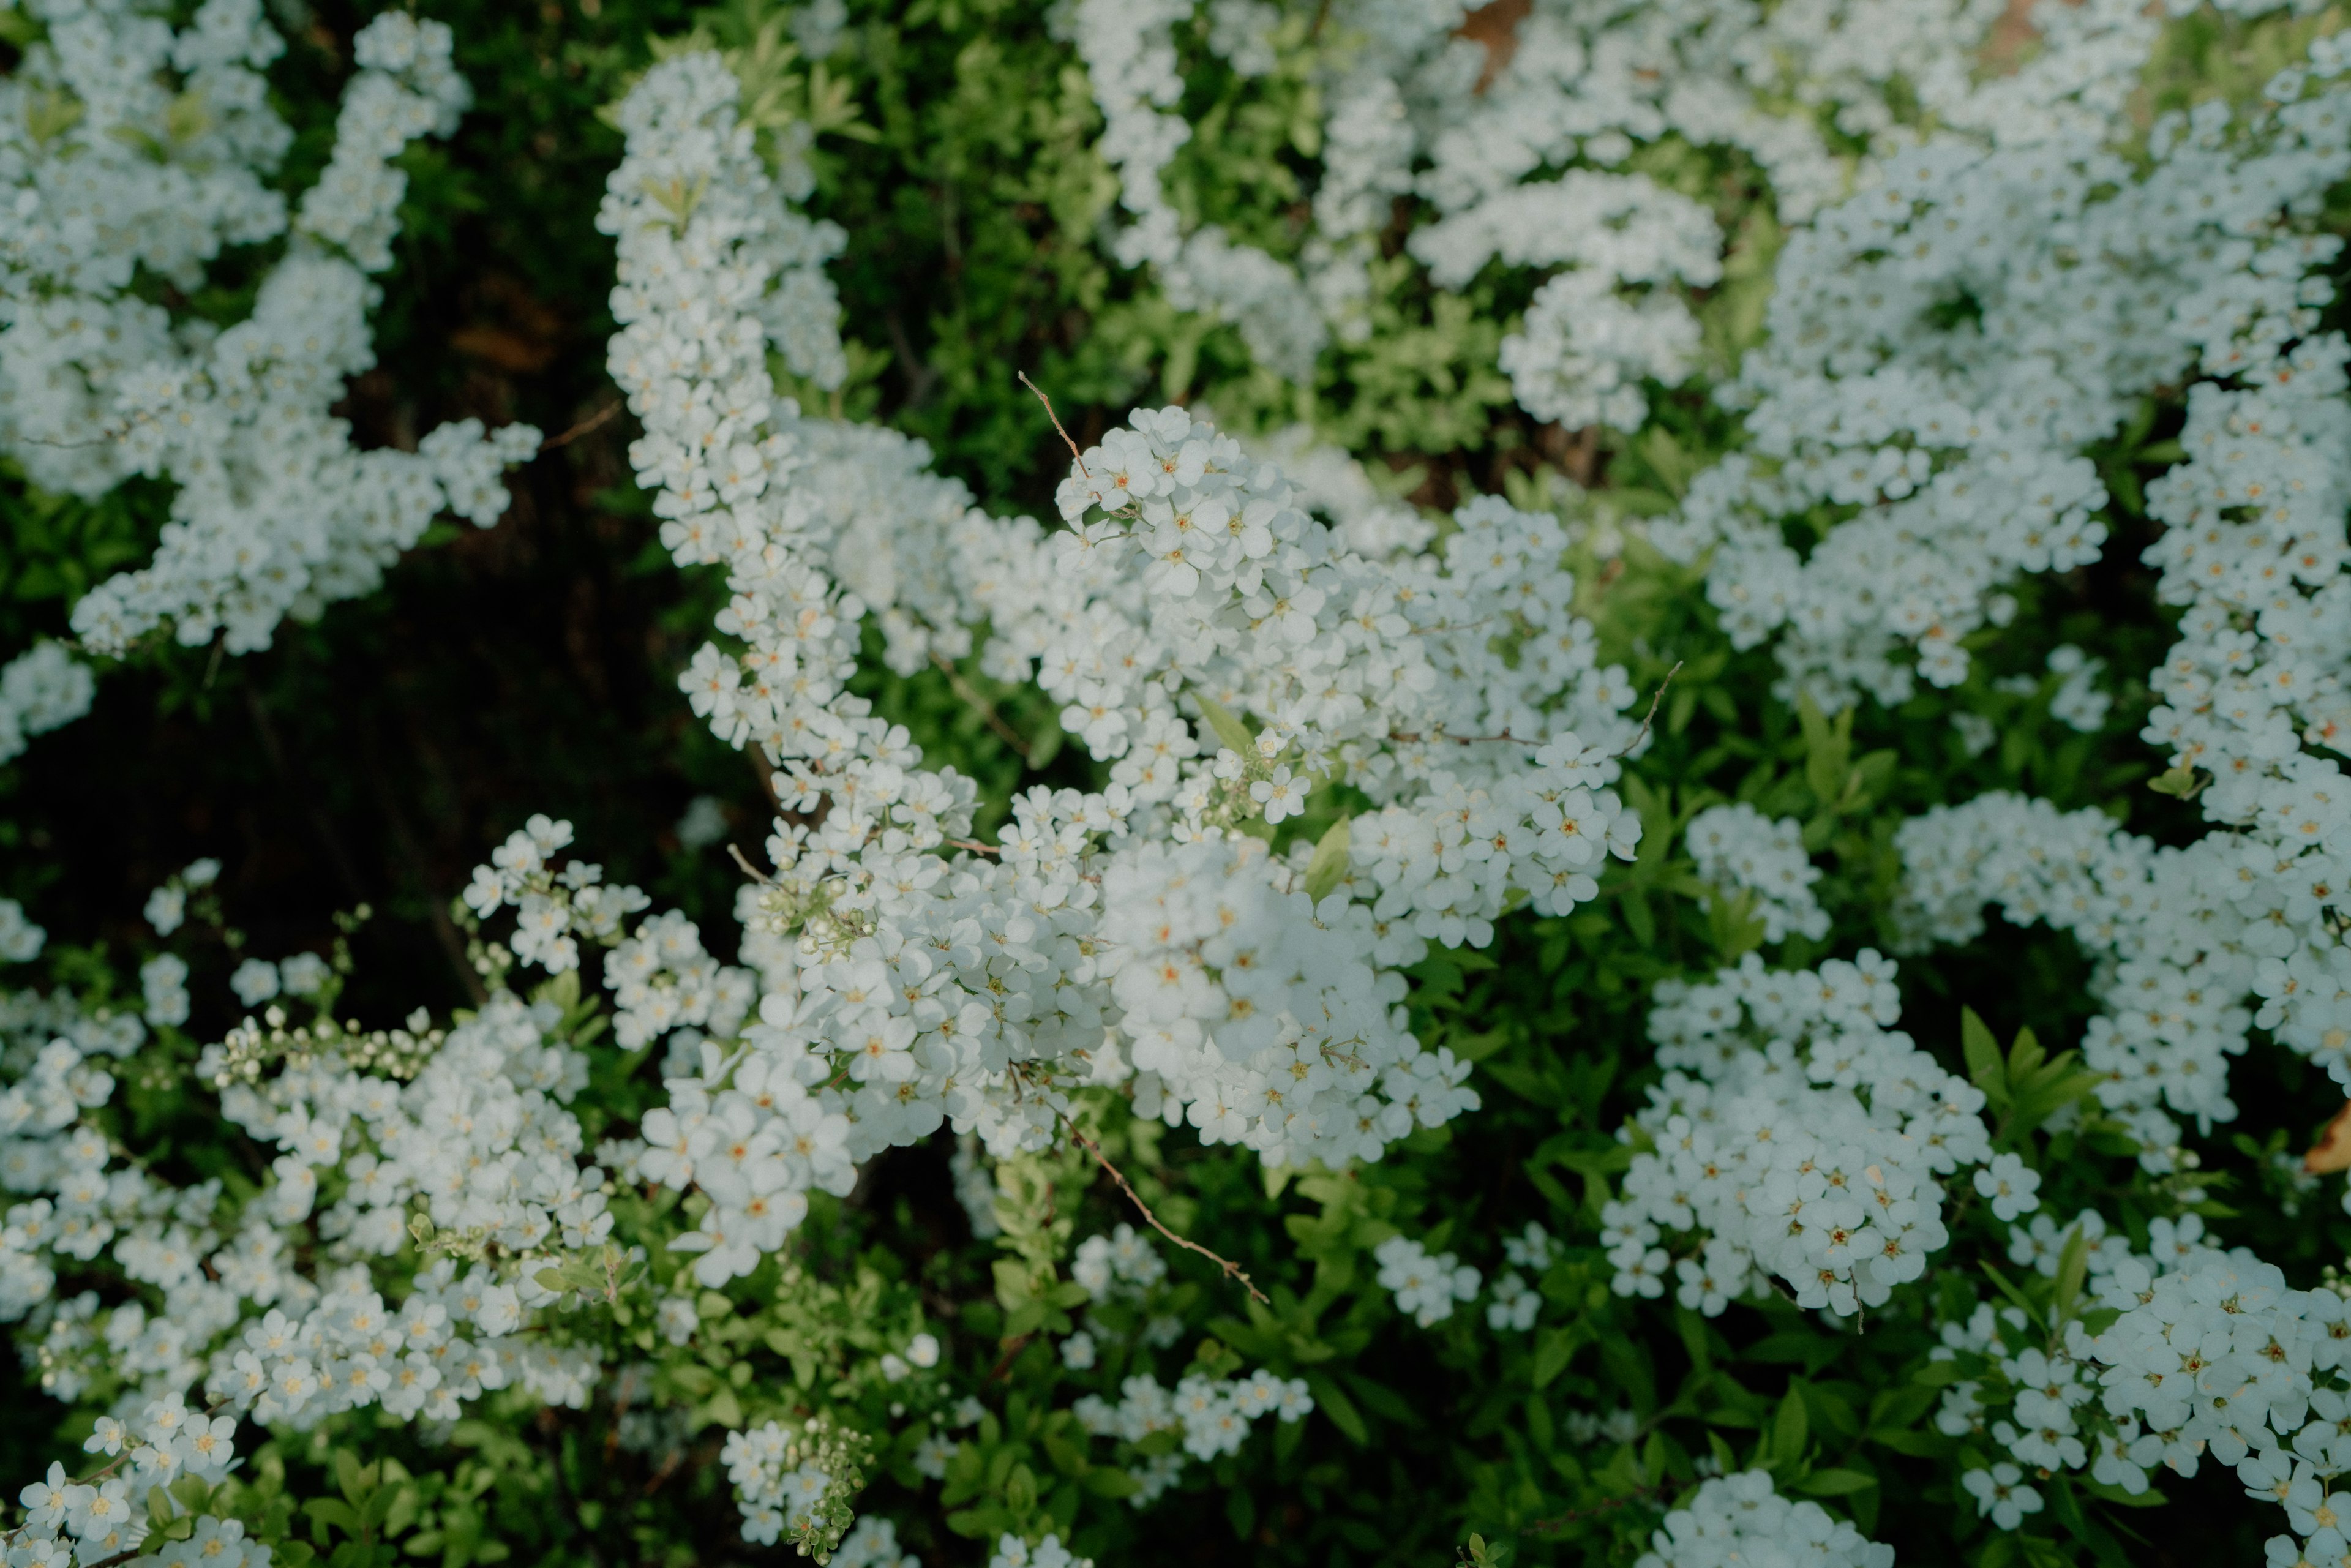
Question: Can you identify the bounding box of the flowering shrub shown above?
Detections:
[5,0,2351,1564]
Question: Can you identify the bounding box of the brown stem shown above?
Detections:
[1517,1480,1673,1537]
[929,650,1032,760]
[1612,661,1684,760]
[1018,372,1089,478]
[1387,730,1542,746]
[1060,1114,1268,1305]
[538,400,622,454]
[988,1333,1035,1381]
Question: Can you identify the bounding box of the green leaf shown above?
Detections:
[1769,1387,1809,1468]
[1794,1468,1878,1497]
[1081,1467,1141,1499]
[1532,1328,1576,1389]
[1302,817,1352,903]
[1305,1373,1368,1444]
[2007,1026,2046,1081]
[2054,1226,2090,1322]
[1961,1008,2009,1109]
[1191,691,1258,759]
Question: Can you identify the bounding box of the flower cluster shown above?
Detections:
[1652,2,2351,706]
[1930,1218,2351,1561]
[1067,0,2012,431]
[1373,1234,1482,1327]
[1682,803,1830,945]
[1071,1366,1311,1501]
[0,2,537,762]
[596,48,1645,1219]
[1611,953,1997,1316]
[1070,0,1322,379]
[1485,1223,1556,1333]
[717,1417,869,1552]
[986,1534,1091,1568]
[1635,1469,1894,1568]
[0,645,92,768]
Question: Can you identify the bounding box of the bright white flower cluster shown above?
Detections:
[986,1534,1090,1568]
[0,1,536,747]
[1654,0,2351,707]
[1372,1233,1481,1327]
[0,901,45,967]
[1071,1365,1312,1502]
[1070,1223,1168,1299]
[1634,1468,1894,1568]
[1408,170,1720,432]
[1682,803,1829,945]
[1897,786,2297,1163]
[0,644,92,767]
[1069,0,1323,379]
[2041,645,2113,735]
[1933,1215,2351,1564]
[1611,952,1996,1316]
[2,1394,245,1567]
[718,1423,834,1546]
[595,50,1646,1223]
[1067,0,2019,432]
[0,830,716,1567]
[831,1517,918,1568]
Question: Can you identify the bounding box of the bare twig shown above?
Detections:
[642,1447,684,1498]
[930,648,1032,761]
[1387,729,1542,746]
[1019,372,1088,478]
[726,842,774,885]
[538,400,622,453]
[943,838,1002,856]
[1612,660,1684,759]
[1060,1114,1268,1304]
[1517,1481,1674,1537]
[988,1333,1036,1381]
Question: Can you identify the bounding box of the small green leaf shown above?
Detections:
[1302,817,1352,903]
[1961,1008,2009,1109]
[1305,1374,1369,1444]
[1532,1328,1575,1389]
[2054,1226,2090,1322]
[1769,1387,1809,1468]
[1191,691,1258,759]
[1794,1468,1878,1497]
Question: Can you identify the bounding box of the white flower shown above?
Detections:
[1974,1154,2042,1222]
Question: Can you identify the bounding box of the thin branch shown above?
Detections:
[1018,372,1088,478]
[538,400,622,454]
[943,838,1002,856]
[1059,1114,1267,1304]
[1517,1481,1674,1537]
[930,649,1032,761]
[1387,729,1542,746]
[988,1333,1036,1381]
[726,842,774,885]
[1612,660,1684,759]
